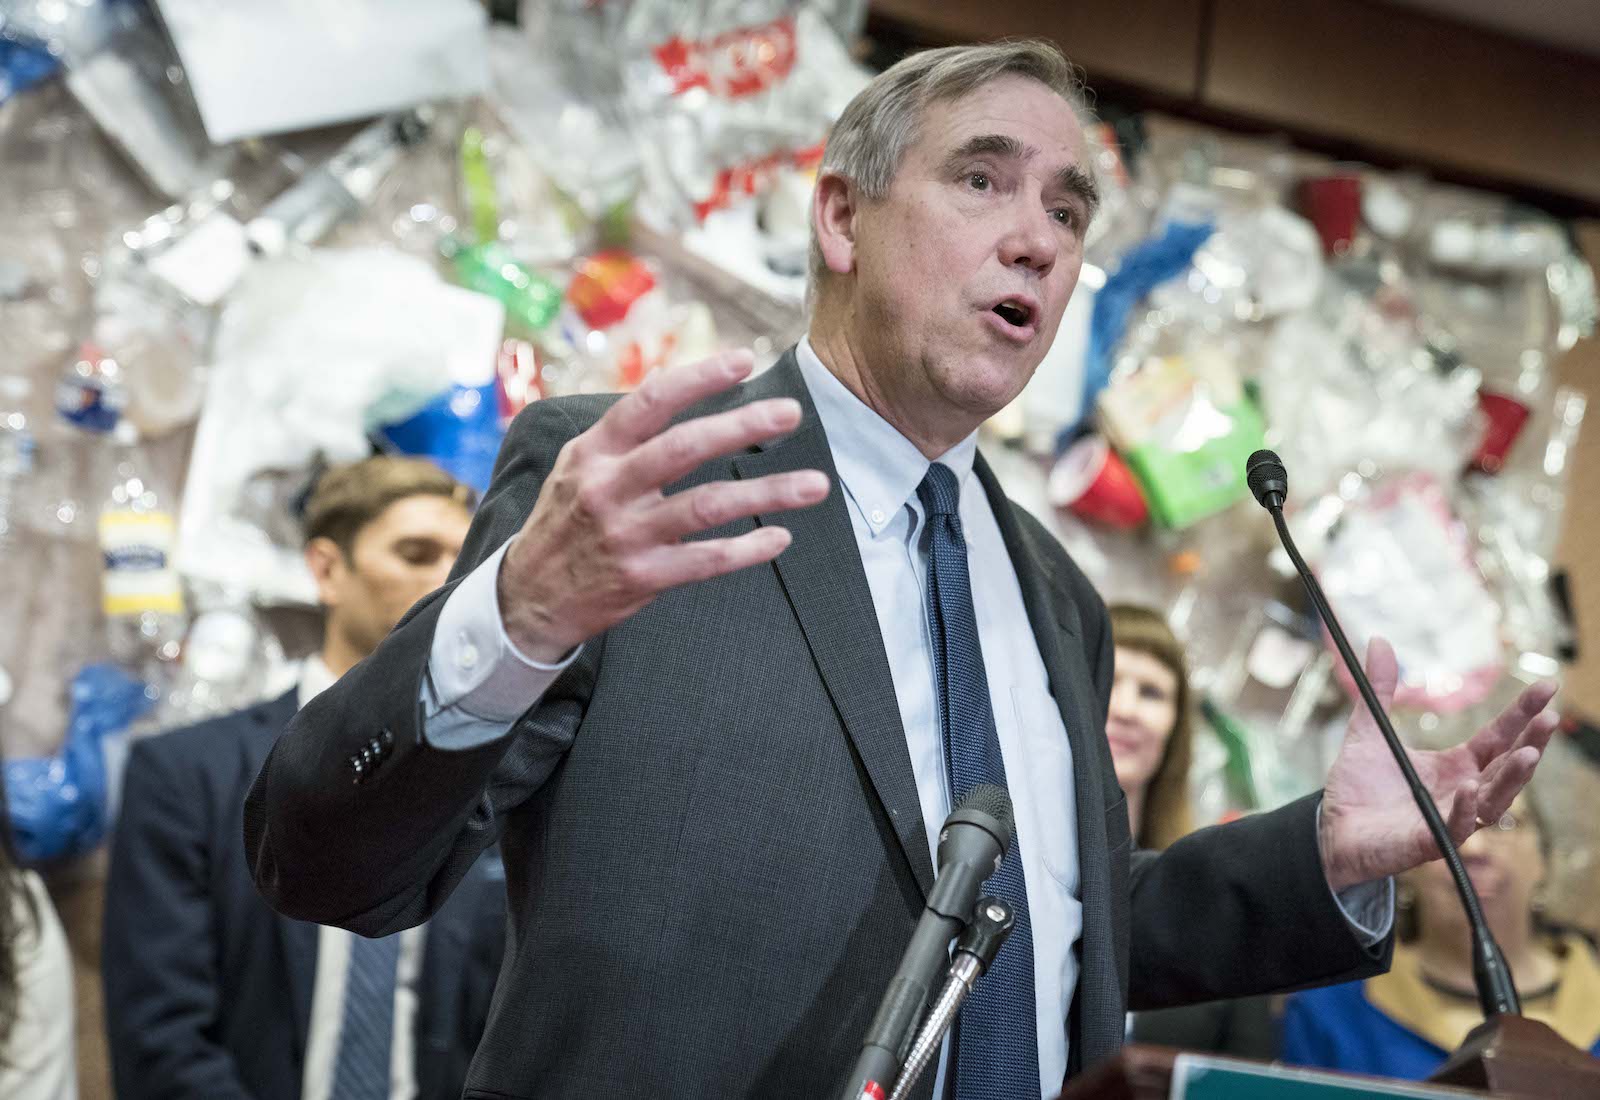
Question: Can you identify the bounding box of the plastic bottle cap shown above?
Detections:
[1168,549,1203,577]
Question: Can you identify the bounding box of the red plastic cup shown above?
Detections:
[1298,174,1363,257]
[1049,435,1149,530]
[1472,390,1531,474]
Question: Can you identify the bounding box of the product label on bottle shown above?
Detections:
[99,510,185,617]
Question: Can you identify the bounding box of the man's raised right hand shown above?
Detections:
[496,349,830,663]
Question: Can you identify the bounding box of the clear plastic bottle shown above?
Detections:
[42,341,129,542]
[0,375,37,553]
[99,421,188,670]
[158,601,283,727]
[0,375,38,714]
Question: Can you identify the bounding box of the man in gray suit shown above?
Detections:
[245,40,1558,1099]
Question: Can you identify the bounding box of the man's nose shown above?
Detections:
[997,201,1057,276]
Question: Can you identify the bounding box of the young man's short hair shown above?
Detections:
[302,455,474,556]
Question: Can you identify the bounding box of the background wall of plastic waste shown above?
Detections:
[3,2,1600,1096]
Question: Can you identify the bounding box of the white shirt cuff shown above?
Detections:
[420,541,580,749]
[1317,802,1396,946]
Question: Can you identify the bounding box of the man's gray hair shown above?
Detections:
[807,39,1094,293]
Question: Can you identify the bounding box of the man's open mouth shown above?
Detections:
[991,298,1036,329]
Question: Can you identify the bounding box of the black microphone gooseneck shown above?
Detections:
[838,784,1016,1100]
[1245,449,1521,1018]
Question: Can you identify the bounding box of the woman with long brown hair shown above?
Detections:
[1105,603,1195,849]
[1108,603,1276,1060]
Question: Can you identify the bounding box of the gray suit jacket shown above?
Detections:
[245,349,1388,1099]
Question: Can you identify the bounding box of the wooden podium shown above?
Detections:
[1061,1018,1600,1099]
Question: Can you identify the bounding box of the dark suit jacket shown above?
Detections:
[244,350,1389,1099]
[104,690,505,1100]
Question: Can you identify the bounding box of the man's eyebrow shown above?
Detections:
[942,132,1101,216]
[940,133,1032,173]
[1052,164,1101,218]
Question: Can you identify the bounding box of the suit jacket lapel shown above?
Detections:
[732,352,935,899]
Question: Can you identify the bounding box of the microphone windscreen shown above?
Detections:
[1246,449,1288,508]
[957,783,1015,841]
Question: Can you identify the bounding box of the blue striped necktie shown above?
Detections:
[918,462,1040,1100]
[330,932,400,1100]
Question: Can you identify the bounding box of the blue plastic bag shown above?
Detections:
[0,40,58,103]
[376,381,504,496]
[4,663,154,865]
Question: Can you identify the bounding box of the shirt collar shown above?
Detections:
[795,336,978,537]
[297,654,337,710]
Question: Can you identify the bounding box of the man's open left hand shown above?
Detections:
[1318,637,1559,892]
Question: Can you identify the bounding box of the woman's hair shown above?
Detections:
[0,756,38,1055]
[1107,604,1195,850]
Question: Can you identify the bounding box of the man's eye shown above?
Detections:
[396,543,442,565]
[1051,208,1075,226]
[967,172,990,191]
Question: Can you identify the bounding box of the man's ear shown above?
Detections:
[303,537,346,609]
[812,169,859,277]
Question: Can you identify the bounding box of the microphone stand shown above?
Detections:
[888,897,1015,1100]
[1247,450,1600,1095]
[838,786,1016,1100]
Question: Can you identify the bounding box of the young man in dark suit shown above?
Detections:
[104,456,502,1100]
[244,42,1559,1100]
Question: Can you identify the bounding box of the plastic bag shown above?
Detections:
[176,247,504,605]
[1096,342,1265,530]
[1081,213,1213,435]
[0,37,54,102]
[4,662,153,865]
[1258,285,1484,500]
[153,0,487,143]
[377,381,502,496]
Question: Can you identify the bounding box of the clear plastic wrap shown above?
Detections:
[1258,283,1485,500]
[1317,474,1504,713]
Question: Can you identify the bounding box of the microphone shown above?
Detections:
[1246,449,1521,1018]
[839,785,1016,1100]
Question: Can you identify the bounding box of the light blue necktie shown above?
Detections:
[919,462,1040,1100]
[330,932,400,1100]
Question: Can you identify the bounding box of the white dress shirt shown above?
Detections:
[299,657,425,1100]
[417,339,1392,1098]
